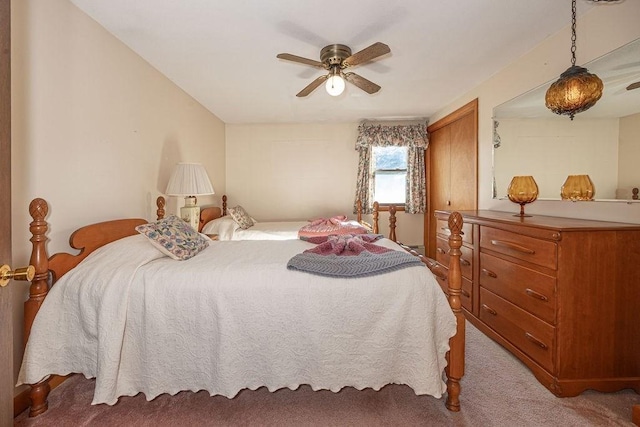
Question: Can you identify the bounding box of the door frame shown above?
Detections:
[0,0,13,424]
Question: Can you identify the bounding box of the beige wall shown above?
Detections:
[225,123,424,246]
[618,112,640,192]
[10,0,226,393]
[430,1,640,223]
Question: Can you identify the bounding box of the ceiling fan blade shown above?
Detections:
[277,53,325,68]
[343,42,390,68]
[344,72,381,94]
[296,75,329,97]
[626,81,640,91]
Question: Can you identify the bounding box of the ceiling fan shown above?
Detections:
[627,81,640,91]
[276,42,391,97]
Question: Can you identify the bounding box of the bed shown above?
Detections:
[192,195,396,241]
[19,197,466,417]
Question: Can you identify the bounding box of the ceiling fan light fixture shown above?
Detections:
[325,74,345,96]
[545,0,604,120]
[278,42,390,97]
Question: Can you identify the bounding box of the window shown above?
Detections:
[354,123,427,214]
[372,146,407,204]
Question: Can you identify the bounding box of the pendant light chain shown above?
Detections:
[570,0,577,67]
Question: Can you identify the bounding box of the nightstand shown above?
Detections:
[206,234,219,241]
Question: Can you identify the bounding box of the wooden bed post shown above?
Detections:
[372,201,379,234]
[388,205,397,242]
[24,198,51,417]
[445,211,465,411]
[156,196,165,220]
[222,195,227,216]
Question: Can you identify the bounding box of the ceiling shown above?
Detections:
[68,0,598,125]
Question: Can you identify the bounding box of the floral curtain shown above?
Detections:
[353,123,428,214]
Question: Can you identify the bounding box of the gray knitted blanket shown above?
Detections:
[286,249,423,278]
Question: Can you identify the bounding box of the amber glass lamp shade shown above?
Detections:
[507,176,539,217]
[545,66,603,120]
[561,175,595,201]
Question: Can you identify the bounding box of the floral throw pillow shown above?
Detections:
[228,205,254,229]
[135,215,209,261]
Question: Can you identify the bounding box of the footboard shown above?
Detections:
[400,211,465,411]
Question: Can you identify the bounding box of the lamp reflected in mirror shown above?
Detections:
[507,176,539,217]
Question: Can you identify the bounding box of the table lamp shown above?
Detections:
[165,162,215,230]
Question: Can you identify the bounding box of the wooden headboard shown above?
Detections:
[197,195,226,232]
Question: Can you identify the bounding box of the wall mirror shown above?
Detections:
[492,38,640,202]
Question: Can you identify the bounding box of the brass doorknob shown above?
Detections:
[0,264,35,287]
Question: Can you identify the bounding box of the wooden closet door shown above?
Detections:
[426,126,451,257]
[425,99,478,258]
[449,110,477,211]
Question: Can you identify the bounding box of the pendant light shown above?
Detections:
[545,0,603,120]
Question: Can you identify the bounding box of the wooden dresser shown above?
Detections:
[433,210,640,397]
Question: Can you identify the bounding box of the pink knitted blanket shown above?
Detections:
[302,234,390,256]
[297,216,368,239]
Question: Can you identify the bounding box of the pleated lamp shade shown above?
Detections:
[166,163,215,197]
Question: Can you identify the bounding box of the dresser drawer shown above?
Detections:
[480,226,557,270]
[479,253,556,325]
[435,237,473,280]
[431,264,472,312]
[480,288,555,373]
[436,218,474,245]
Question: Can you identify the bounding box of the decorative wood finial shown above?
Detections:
[156,196,166,220]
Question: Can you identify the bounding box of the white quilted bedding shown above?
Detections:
[230,220,308,240]
[18,234,457,405]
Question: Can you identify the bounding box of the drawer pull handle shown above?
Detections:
[490,239,536,255]
[524,332,548,350]
[460,258,471,266]
[436,247,446,254]
[481,304,497,315]
[525,288,548,302]
[481,268,497,278]
[461,289,470,298]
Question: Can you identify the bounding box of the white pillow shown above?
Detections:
[201,216,240,240]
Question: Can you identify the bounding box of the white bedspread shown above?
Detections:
[18,235,457,406]
[230,221,308,240]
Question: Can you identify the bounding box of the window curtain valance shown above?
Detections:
[354,123,428,215]
[355,124,428,149]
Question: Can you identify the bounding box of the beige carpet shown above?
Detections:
[15,322,638,426]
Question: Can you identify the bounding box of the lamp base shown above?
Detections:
[180,197,200,230]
